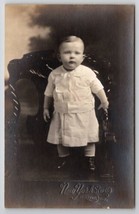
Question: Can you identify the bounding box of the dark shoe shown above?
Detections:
[88,157,96,171]
[57,157,68,169]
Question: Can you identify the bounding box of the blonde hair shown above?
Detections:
[59,36,84,51]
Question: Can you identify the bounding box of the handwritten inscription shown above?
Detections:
[60,182,113,203]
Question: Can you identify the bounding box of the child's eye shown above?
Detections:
[75,52,81,55]
[64,51,71,54]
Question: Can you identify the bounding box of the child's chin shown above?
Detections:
[68,65,77,70]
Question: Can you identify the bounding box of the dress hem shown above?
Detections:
[46,140,99,147]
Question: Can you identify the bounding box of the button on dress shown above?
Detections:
[44,65,104,147]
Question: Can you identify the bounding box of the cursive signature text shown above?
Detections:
[60,182,113,202]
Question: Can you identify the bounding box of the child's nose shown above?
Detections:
[70,53,75,58]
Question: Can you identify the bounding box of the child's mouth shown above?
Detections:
[69,61,76,64]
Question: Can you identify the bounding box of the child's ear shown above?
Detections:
[57,53,61,62]
[83,54,86,59]
[82,54,86,62]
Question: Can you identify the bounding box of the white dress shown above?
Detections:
[44,65,104,147]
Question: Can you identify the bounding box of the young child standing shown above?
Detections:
[43,36,109,171]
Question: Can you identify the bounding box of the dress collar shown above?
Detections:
[61,65,84,76]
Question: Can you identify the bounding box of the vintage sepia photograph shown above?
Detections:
[5,4,135,208]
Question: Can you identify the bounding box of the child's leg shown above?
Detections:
[57,144,70,157]
[84,143,96,171]
[84,143,96,157]
[57,144,70,169]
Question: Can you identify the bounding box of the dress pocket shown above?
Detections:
[53,88,64,101]
[74,87,92,102]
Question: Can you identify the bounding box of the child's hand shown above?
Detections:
[43,109,50,122]
[98,101,109,112]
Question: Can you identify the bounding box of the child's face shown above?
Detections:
[59,41,85,71]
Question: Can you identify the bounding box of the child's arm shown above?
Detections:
[43,95,53,122]
[96,89,109,111]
